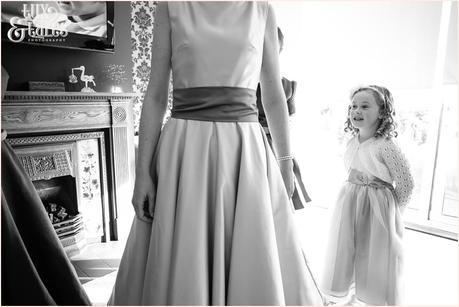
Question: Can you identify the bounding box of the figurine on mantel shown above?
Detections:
[68,65,96,92]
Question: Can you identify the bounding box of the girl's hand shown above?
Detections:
[131,173,156,222]
[279,159,295,198]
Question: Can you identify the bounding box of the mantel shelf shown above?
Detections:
[2,91,136,134]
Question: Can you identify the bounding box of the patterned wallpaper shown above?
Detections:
[131,1,156,134]
[130,1,173,134]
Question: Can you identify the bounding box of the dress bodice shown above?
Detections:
[344,136,414,206]
[344,137,390,183]
[167,2,268,90]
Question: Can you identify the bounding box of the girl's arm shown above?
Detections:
[380,139,414,207]
[132,2,172,220]
[260,3,294,197]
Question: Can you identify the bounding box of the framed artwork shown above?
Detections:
[1,1,115,53]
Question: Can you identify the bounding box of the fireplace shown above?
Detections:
[10,132,110,256]
[2,92,137,256]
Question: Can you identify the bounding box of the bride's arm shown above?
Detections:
[260,4,294,197]
[132,2,172,220]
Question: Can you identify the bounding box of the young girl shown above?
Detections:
[321,85,414,305]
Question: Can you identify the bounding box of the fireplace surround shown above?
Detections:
[2,91,137,252]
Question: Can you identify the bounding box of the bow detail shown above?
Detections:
[347,169,394,193]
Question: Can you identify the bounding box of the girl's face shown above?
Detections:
[349,90,381,133]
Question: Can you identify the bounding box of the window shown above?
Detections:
[273,1,458,239]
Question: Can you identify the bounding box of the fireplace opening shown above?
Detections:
[34,176,79,218]
[33,175,85,256]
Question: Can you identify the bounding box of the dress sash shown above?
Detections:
[347,168,395,193]
[171,87,258,122]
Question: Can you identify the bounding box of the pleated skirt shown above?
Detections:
[321,178,404,305]
[108,118,323,305]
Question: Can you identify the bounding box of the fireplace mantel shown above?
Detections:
[2,91,137,134]
[2,91,138,241]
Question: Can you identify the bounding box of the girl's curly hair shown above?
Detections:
[344,85,398,139]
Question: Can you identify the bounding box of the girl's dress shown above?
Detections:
[321,136,414,305]
[108,2,323,305]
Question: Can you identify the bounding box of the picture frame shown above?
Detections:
[1,1,115,53]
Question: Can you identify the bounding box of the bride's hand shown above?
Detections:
[131,173,156,222]
[279,159,294,198]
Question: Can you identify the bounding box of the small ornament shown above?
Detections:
[68,72,78,84]
[68,66,96,92]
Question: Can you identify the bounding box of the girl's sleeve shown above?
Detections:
[380,139,414,207]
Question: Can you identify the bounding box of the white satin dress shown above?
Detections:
[108,2,323,305]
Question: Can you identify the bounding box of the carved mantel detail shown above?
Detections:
[7,132,106,146]
[3,92,136,102]
[2,91,136,134]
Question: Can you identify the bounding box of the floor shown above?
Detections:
[74,206,458,305]
[70,241,124,304]
[295,206,458,306]
[71,242,122,285]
